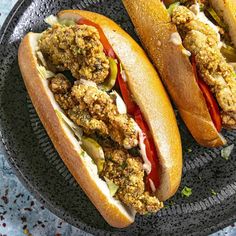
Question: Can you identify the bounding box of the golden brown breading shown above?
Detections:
[39,24,109,83]
[72,84,138,149]
[68,106,109,135]
[183,30,218,55]
[172,6,195,25]
[49,74,75,110]
[101,148,163,214]
[221,111,236,128]
[54,93,75,110]
[183,21,218,45]
[49,73,72,94]
[49,75,139,147]
[172,5,236,127]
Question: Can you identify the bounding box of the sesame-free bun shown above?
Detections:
[123,0,226,147]
[18,10,182,227]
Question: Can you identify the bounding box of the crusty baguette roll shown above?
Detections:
[210,0,236,48]
[18,10,182,227]
[122,0,226,147]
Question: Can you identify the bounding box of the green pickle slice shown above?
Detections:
[99,57,118,91]
[81,137,105,173]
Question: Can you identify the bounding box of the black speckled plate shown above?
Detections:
[0,0,236,235]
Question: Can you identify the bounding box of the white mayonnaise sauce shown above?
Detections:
[149,179,157,193]
[120,67,127,82]
[110,91,127,115]
[182,48,191,57]
[169,32,182,45]
[134,123,152,175]
[80,78,97,87]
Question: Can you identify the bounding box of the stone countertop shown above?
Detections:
[0,1,236,235]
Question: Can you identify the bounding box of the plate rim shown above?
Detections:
[0,0,236,235]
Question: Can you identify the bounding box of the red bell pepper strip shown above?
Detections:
[191,57,222,132]
[134,110,160,191]
[77,18,116,58]
[197,79,222,132]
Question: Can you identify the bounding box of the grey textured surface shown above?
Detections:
[0,0,236,235]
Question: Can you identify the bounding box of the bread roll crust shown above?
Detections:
[123,0,226,147]
[18,10,182,227]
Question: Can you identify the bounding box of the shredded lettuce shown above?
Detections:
[37,65,55,79]
[59,19,76,26]
[44,15,59,26]
[104,177,119,197]
[167,2,180,15]
[44,15,75,27]
[55,110,83,140]
[221,144,234,160]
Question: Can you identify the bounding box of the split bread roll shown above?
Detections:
[18,10,182,227]
[122,0,235,147]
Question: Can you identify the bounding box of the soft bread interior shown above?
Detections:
[210,0,236,48]
[20,32,135,227]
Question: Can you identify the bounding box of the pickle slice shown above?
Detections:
[206,7,226,29]
[99,57,118,91]
[81,137,105,173]
[221,44,236,62]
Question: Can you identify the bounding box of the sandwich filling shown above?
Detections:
[37,21,163,214]
[169,0,236,128]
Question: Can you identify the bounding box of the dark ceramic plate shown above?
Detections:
[0,0,236,235]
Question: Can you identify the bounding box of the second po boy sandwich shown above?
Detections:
[18,10,182,228]
[123,0,236,147]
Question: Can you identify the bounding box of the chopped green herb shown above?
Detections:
[181,186,192,197]
[211,189,217,196]
[221,144,234,160]
[169,200,175,206]
[128,147,140,157]
[121,162,127,169]
[199,3,205,11]
[187,148,192,153]
[144,212,153,216]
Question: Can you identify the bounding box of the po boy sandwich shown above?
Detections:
[18,10,182,228]
[123,0,236,147]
